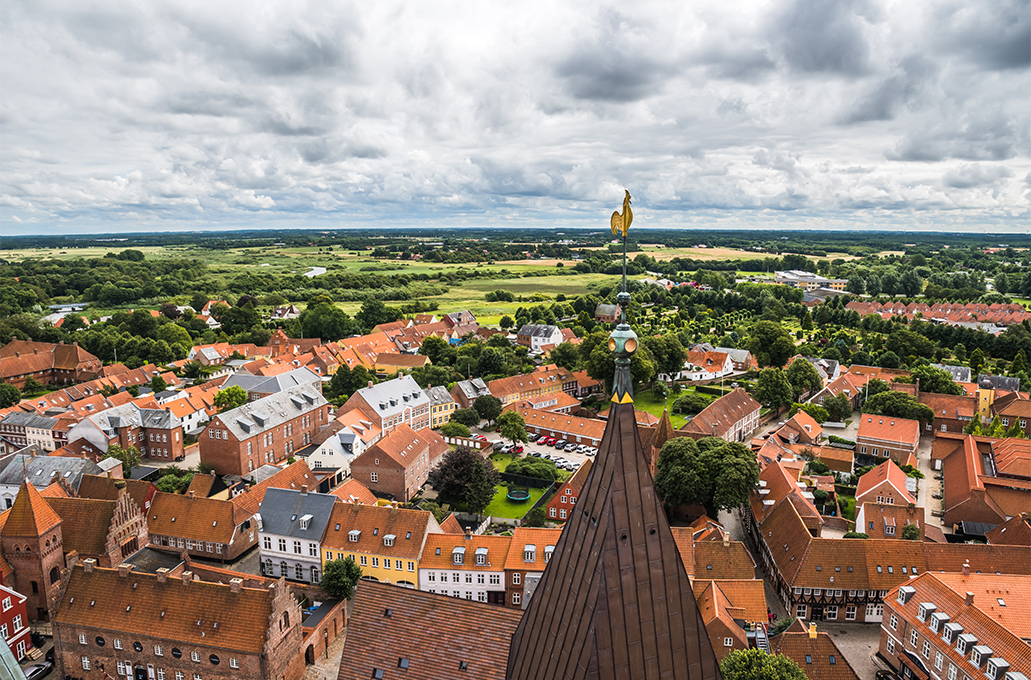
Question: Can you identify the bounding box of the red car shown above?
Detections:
[513,445,524,454]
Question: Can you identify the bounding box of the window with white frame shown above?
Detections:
[370,472,378,482]
[513,593,521,605]
[947,664,956,680]
[825,606,837,620]
[723,638,733,647]
[82,656,91,670]
[890,614,898,630]
[886,638,895,654]
[845,605,856,621]
[191,651,201,662]
[922,640,930,658]
[935,652,943,671]
[155,645,163,656]
[513,573,521,585]
[795,605,807,618]
[910,630,919,647]
[230,658,239,669]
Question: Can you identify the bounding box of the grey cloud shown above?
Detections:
[931,0,1031,71]
[771,0,874,75]
[942,164,1012,189]
[695,46,776,81]
[842,55,937,123]
[888,114,1020,162]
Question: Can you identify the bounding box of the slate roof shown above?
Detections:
[931,364,972,383]
[516,324,560,339]
[337,580,521,680]
[350,375,428,420]
[452,378,491,402]
[257,487,337,541]
[984,513,1031,546]
[978,374,1021,392]
[0,455,103,492]
[54,564,274,654]
[213,383,326,441]
[220,368,322,395]
[0,412,59,430]
[424,385,455,407]
[507,398,721,680]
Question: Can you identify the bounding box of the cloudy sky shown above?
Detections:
[1,0,1028,235]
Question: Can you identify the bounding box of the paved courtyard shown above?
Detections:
[822,622,888,679]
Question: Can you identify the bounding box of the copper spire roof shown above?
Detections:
[1,482,62,537]
[507,194,721,680]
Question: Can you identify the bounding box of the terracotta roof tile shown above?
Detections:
[330,479,378,506]
[1,483,62,537]
[77,475,154,511]
[856,460,916,505]
[985,512,1031,546]
[692,579,767,624]
[856,415,920,446]
[438,514,464,534]
[420,533,513,570]
[770,629,860,680]
[682,387,760,437]
[502,527,562,572]
[364,424,448,470]
[323,503,432,561]
[337,580,521,680]
[54,564,274,653]
[148,492,241,544]
[45,497,116,557]
[693,541,757,580]
[231,460,316,517]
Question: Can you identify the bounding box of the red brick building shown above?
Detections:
[51,561,305,680]
[199,384,329,476]
[68,402,186,462]
[918,392,976,435]
[856,415,920,465]
[0,483,66,621]
[45,488,149,568]
[681,388,761,443]
[348,424,448,502]
[502,527,561,610]
[546,459,592,522]
[0,340,101,388]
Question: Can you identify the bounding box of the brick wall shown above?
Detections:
[200,405,329,476]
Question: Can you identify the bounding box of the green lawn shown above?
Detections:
[614,388,689,428]
[484,485,548,520]
[838,496,856,522]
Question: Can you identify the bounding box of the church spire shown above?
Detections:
[506,192,721,680]
[608,190,637,405]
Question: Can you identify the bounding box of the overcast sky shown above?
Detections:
[1,0,1028,235]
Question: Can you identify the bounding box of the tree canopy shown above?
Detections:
[474,395,503,425]
[747,321,796,368]
[214,385,248,412]
[720,649,807,680]
[321,556,363,600]
[785,359,823,401]
[861,390,935,424]
[427,446,500,514]
[103,444,143,477]
[755,368,794,410]
[654,437,759,517]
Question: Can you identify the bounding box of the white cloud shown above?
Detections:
[0,0,1027,234]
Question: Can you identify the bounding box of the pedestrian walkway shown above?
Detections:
[303,623,347,680]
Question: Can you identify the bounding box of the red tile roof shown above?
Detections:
[856,460,916,505]
[502,527,562,572]
[330,479,378,506]
[856,415,920,446]
[984,512,1030,546]
[231,460,317,517]
[0,483,62,537]
[682,387,760,437]
[770,629,860,680]
[323,503,433,561]
[337,580,521,680]
[54,564,274,653]
[420,533,513,571]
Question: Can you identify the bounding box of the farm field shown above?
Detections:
[635,246,858,262]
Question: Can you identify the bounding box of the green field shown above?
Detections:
[600,388,690,428]
[483,485,548,520]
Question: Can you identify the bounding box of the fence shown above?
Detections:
[443,436,488,451]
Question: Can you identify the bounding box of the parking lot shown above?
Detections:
[473,427,594,472]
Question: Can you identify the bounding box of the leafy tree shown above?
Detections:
[877,351,901,369]
[505,457,558,481]
[159,303,182,320]
[747,321,795,368]
[214,385,248,412]
[907,365,962,395]
[427,446,500,514]
[325,364,375,401]
[654,437,759,517]
[720,648,807,680]
[476,348,506,377]
[791,402,828,424]
[299,300,359,341]
[862,390,935,425]
[219,303,260,336]
[963,413,982,435]
[451,408,481,428]
[642,333,687,378]
[866,378,890,398]
[417,500,452,524]
[755,368,794,410]
[994,271,1010,295]
[522,506,548,527]
[843,532,869,539]
[0,383,20,408]
[439,422,471,438]
[886,329,935,359]
[473,395,502,425]
[418,335,457,366]
[356,299,400,333]
[673,392,710,415]
[846,276,865,295]
[968,348,986,376]
[321,556,363,599]
[785,359,823,401]
[824,392,852,422]
[900,270,923,296]
[549,342,580,371]
[499,315,514,330]
[102,443,143,477]
[901,524,921,541]
[497,410,528,448]
[800,308,813,330]
[21,376,45,396]
[1009,350,1028,376]
[769,617,796,636]
[149,375,168,394]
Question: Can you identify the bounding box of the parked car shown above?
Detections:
[493,441,506,451]
[513,444,524,454]
[544,438,556,446]
[575,444,588,454]
[24,662,54,680]
[501,443,514,453]
[527,450,540,457]
[554,439,567,448]
[528,433,540,442]
[473,434,488,441]
[564,443,577,452]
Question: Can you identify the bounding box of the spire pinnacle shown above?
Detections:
[609,190,637,403]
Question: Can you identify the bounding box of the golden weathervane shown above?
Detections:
[610,189,633,238]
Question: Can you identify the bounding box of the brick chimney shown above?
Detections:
[156,568,168,584]
[808,622,817,639]
[118,563,132,577]
[965,592,974,606]
[230,578,243,593]
[962,561,970,577]
[464,527,472,540]
[368,381,374,389]
[181,570,193,586]
[189,490,196,498]
[83,558,96,574]
[301,485,308,495]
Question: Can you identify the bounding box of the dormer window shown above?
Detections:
[917,603,935,621]
[524,545,536,562]
[475,547,487,566]
[544,546,554,563]
[452,547,465,565]
[299,514,312,531]
[348,530,361,543]
[383,534,395,547]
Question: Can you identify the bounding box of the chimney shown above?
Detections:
[189,490,196,498]
[301,485,308,495]
[229,578,243,593]
[723,535,730,548]
[83,558,96,574]
[808,622,817,639]
[965,592,974,606]
[156,568,168,584]
[117,563,132,577]
[464,527,472,540]
[962,561,970,577]
[368,381,374,389]
[182,570,193,586]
